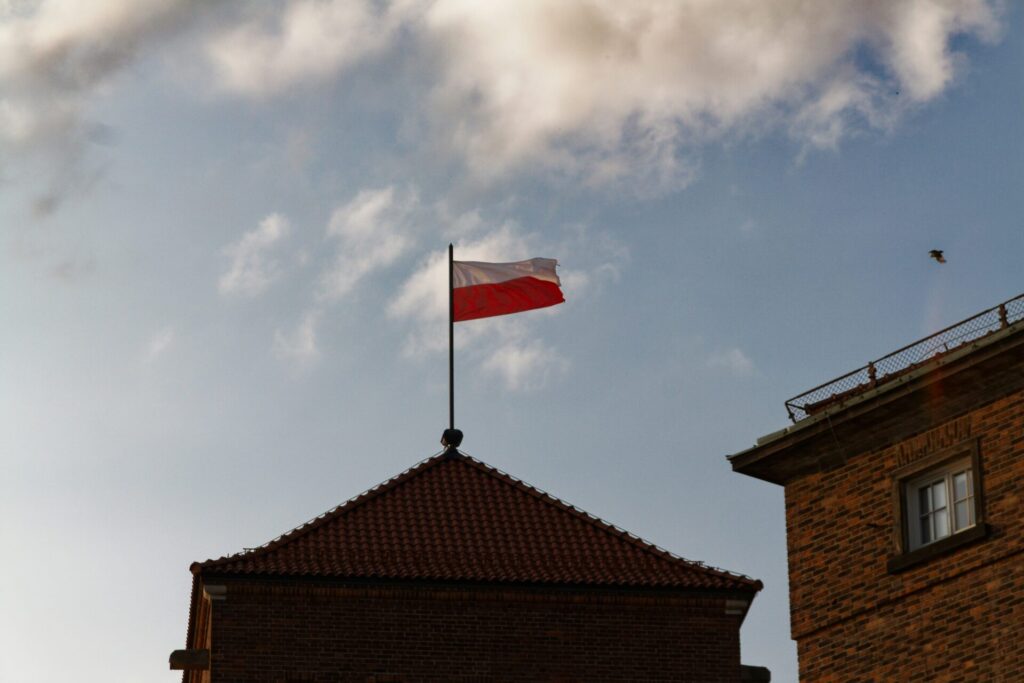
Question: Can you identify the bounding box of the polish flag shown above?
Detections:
[453,258,565,322]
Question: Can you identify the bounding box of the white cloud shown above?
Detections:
[205,0,410,96]
[482,339,568,391]
[0,0,194,145]
[318,186,417,301]
[219,213,291,297]
[273,309,321,363]
[0,0,1004,208]
[423,0,1001,190]
[886,0,1000,101]
[707,347,756,377]
[0,0,202,209]
[143,326,175,363]
[264,185,418,363]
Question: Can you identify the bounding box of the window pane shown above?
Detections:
[920,515,931,544]
[955,500,970,530]
[931,481,947,509]
[954,472,969,501]
[919,486,931,514]
[934,509,949,539]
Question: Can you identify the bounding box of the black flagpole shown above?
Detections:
[449,242,454,431]
[442,244,462,451]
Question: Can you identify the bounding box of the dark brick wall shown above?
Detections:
[203,580,746,682]
[795,559,1024,681]
[784,388,1024,680]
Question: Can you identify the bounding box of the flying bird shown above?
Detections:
[929,249,946,264]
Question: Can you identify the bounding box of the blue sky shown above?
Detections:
[1,2,1021,680]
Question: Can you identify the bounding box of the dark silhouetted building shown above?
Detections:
[173,449,766,682]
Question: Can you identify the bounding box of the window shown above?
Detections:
[904,460,975,551]
[888,438,987,573]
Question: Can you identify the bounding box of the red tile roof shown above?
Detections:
[193,451,760,592]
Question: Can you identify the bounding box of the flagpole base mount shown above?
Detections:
[441,428,463,450]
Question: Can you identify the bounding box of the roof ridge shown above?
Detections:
[456,452,761,589]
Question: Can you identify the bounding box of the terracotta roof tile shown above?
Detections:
[193,451,761,592]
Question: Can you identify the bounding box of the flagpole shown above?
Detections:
[448,243,455,432]
[442,244,463,451]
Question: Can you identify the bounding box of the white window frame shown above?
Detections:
[903,458,976,551]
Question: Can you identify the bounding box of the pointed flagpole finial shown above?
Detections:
[441,428,463,451]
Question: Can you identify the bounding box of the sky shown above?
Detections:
[1,1,1021,681]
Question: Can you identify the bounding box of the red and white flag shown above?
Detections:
[452,258,565,322]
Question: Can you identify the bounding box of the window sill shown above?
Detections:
[887,523,990,574]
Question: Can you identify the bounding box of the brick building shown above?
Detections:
[731,294,1024,680]
[173,448,766,682]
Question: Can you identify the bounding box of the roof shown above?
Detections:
[193,450,760,592]
[731,305,1024,484]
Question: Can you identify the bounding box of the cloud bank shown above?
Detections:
[0,0,1004,207]
[200,0,1002,190]
[0,0,202,211]
[423,0,1001,190]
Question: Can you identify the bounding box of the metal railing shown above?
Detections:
[785,293,1024,422]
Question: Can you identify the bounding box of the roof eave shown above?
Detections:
[188,570,762,595]
[730,321,1024,485]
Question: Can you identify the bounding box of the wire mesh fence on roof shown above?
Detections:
[785,293,1024,422]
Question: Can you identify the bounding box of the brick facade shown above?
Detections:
[786,393,1024,680]
[732,315,1024,681]
[199,578,747,682]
